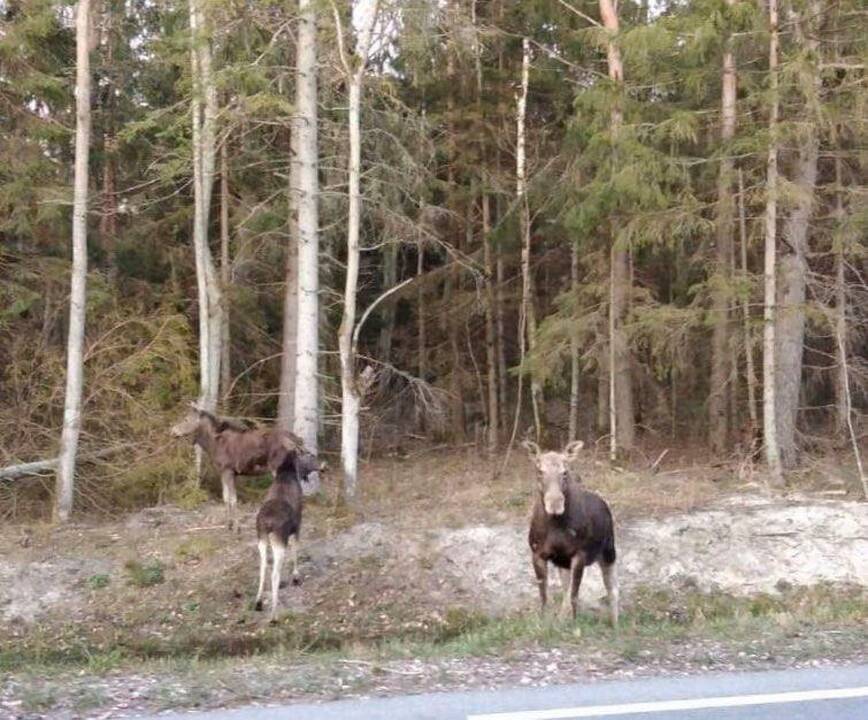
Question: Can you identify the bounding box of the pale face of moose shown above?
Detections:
[523,440,584,516]
[170,404,203,437]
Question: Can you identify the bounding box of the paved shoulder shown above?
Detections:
[144,664,868,720]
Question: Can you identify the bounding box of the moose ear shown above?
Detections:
[564,440,584,462]
[521,440,542,463]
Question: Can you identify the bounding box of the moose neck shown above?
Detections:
[193,414,221,457]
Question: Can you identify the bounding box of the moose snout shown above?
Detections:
[543,490,566,516]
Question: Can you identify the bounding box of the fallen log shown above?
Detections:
[0,444,137,481]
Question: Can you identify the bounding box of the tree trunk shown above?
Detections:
[568,242,580,442]
[277,128,299,432]
[55,0,92,522]
[335,0,379,500]
[517,37,541,442]
[483,193,499,451]
[738,169,758,435]
[762,0,783,483]
[377,242,398,365]
[189,0,224,418]
[833,156,847,434]
[495,232,508,425]
[292,0,320,458]
[219,138,232,401]
[774,1,820,469]
[99,0,117,271]
[417,237,427,381]
[709,9,737,454]
[599,0,634,455]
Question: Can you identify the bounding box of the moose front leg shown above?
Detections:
[532,553,548,612]
[220,469,239,532]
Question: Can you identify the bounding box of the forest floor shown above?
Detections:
[1,445,867,719]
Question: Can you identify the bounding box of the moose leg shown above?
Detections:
[532,553,548,612]
[289,534,301,586]
[220,470,238,532]
[566,554,585,620]
[601,561,620,627]
[269,534,286,623]
[254,537,268,611]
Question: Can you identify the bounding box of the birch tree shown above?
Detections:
[189,0,224,416]
[334,0,381,500]
[290,0,321,459]
[517,37,542,442]
[762,0,783,483]
[55,0,92,522]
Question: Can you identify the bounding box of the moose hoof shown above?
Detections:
[291,575,302,587]
[254,600,263,612]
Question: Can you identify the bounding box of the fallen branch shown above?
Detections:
[0,443,136,481]
[650,448,669,474]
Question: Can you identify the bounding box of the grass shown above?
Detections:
[3,585,863,676]
[124,559,166,587]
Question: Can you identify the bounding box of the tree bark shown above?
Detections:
[277,128,299,432]
[335,0,379,500]
[738,169,758,435]
[709,5,737,454]
[517,37,542,442]
[99,0,117,270]
[774,1,821,469]
[55,0,92,522]
[417,237,427,381]
[292,0,320,458]
[189,0,224,419]
[762,0,783,483]
[483,194,499,451]
[219,137,232,401]
[377,242,398,365]
[599,0,634,455]
[833,155,847,434]
[568,241,580,442]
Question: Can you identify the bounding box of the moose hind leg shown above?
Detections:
[269,533,287,622]
[254,537,268,611]
[531,553,548,612]
[601,561,620,627]
[289,534,301,586]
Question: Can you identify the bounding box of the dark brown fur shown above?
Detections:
[253,451,319,619]
[524,440,620,625]
[170,404,310,531]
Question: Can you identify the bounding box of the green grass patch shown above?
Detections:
[124,559,165,587]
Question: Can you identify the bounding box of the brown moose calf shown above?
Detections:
[254,446,320,622]
[524,440,619,626]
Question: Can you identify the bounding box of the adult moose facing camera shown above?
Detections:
[169,402,313,532]
[524,440,619,626]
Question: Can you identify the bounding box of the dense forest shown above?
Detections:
[0,0,865,519]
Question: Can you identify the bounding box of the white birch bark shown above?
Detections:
[335,0,379,499]
[293,0,321,458]
[55,0,92,522]
[568,241,580,442]
[517,37,542,442]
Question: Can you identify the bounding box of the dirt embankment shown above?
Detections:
[3,494,866,627]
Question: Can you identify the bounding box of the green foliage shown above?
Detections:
[124,559,166,588]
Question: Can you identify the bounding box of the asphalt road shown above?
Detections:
[148,664,868,720]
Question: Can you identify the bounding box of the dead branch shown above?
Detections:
[0,443,136,481]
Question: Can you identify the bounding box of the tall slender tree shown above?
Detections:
[762,0,784,483]
[709,0,738,454]
[291,0,321,461]
[55,0,92,522]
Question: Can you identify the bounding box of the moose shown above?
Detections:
[170,402,314,532]
[254,444,321,622]
[524,440,619,626]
